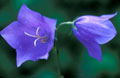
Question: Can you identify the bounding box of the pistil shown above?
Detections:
[24,27,48,47]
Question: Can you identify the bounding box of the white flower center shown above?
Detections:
[24,27,47,47]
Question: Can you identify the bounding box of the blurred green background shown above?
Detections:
[0,0,120,78]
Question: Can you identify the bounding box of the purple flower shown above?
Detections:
[0,4,57,67]
[73,12,117,61]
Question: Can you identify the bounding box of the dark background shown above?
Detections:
[0,0,120,78]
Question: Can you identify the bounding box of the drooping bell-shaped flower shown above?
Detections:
[73,12,117,61]
[0,4,57,67]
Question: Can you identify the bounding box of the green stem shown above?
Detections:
[55,21,73,78]
[56,21,74,31]
[55,36,61,78]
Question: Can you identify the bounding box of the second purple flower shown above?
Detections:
[73,13,117,61]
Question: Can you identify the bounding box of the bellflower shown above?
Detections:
[72,12,117,61]
[0,4,57,67]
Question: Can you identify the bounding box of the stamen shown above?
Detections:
[34,38,40,47]
[36,27,40,35]
[24,32,37,38]
[24,27,47,47]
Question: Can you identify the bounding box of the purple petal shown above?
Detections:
[43,16,56,33]
[95,20,117,44]
[18,4,42,26]
[43,16,57,52]
[1,21,23,49]
[74,13,117,44]
[73,29,102,61]
[16,42,50,67]
[100,12,117,20]
[75,12,117,24]
[17,50,49,67]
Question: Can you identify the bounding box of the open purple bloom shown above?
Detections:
[0,4,57,67]
[73,12,117,61]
